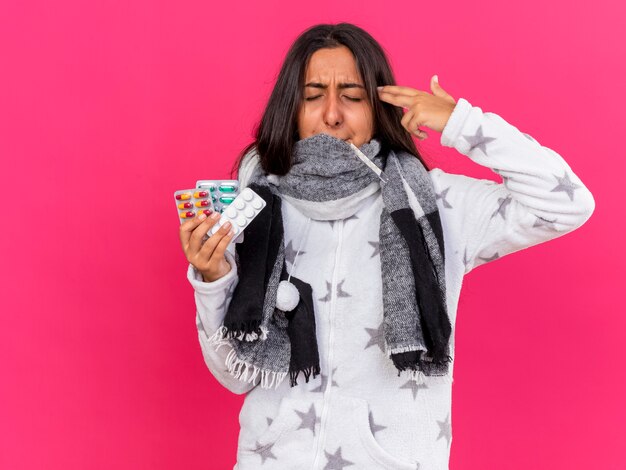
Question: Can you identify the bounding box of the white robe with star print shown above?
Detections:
[187,97,595,470]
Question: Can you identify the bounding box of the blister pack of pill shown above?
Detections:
[208,187,267,240]
[195,180,240,214]
[174,180,265,245]
[174,189,215,222]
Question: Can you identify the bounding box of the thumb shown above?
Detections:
[430,75,455,102]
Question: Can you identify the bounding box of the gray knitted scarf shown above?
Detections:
[208,133,452,390]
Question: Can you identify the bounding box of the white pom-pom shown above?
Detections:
[276,280,300,312]
[267,174,280,186]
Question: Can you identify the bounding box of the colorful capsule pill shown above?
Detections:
[194,191,209,198]
[194,200,210,207]
[176,192,192,200]
[219,196,236,204]
[178,202,192,209]
[180,211,195,218]
[219,184,237,193]
[199,209,212,216]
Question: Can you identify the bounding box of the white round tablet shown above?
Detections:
[242,188,254,201]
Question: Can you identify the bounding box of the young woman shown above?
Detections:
[178,23,594,470]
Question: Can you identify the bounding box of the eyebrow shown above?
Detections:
[305,82,365,90]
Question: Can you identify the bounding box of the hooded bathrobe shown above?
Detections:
[187,97,595,470]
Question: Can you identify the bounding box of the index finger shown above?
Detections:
[376,90,415,109]
[179,214,208,250]
[378,85,423,97]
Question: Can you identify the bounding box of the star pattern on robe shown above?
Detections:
[399,379,429,400]
[461,124,497,155]
[533,215,558,230]
[436,413,452,447]
[435,187,453,209]
[311,367,338,392]
[328,214,359,230]
[318,279,351,302]
[368,410,387,436]
[364,323,386,353]
[478,252,500,263]
[295,403,320,435]
[550,170,582,201]
[323,446,355,470]
[284,240,306,266]
[251,440,278,464]
[490,195,512,220]
[368,240,380,259]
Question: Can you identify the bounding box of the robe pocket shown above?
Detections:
[239,396,317,454]
[339,394,419,470]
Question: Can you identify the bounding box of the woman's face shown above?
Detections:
[297,46,375,148]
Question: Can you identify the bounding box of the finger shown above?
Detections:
[400,111,428,140]
[378,85,423,97]
[378,88,420,109]
[199,221,234,261]
[180,212,211,251]
[211,227,235,262]
[189,213,221,255]
[407,114,427,138]
[400,108,415,130]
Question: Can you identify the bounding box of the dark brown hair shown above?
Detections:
[230,22,427,178]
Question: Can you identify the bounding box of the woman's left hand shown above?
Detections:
[377,75,457,140]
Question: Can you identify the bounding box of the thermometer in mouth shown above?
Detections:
[347,140,387,183]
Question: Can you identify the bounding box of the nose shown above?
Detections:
[323,90,343,129]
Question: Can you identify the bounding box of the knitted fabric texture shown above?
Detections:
[208,133,452,389]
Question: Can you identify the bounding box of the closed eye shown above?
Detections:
[305,96,362,102]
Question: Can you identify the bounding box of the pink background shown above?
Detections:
[1,1,623,468]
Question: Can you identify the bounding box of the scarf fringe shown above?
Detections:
[224,349,288,389]
[220,319,268,342]
[289,364,321,387]
[210,324,269,343]
[399,367,454,385]
[207,327,287,390]
[388,344,454,385]
[386,344,428,357]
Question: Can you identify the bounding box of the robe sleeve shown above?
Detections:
[188,248,257,395]
[429,97,595,274]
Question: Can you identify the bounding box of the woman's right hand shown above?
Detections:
[179,211,235,283]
